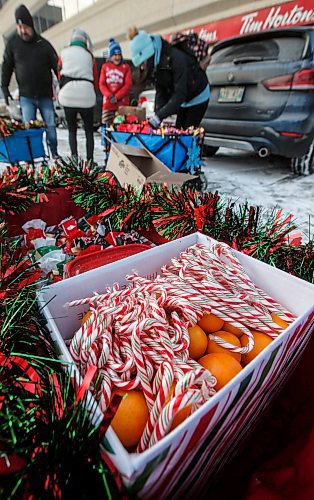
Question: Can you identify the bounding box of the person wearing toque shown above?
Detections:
[1,4,60,159]
[127,27,209,130]
[99,38,132,126]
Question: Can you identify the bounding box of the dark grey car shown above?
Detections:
[202,27,314,174]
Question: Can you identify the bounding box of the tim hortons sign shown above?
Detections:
[171,1,314,44]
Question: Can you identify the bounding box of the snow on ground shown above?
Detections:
[1,127,313,239]
[202,148,314,239]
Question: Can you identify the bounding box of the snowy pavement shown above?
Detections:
[1,127,313,239]
[202,148,314,239]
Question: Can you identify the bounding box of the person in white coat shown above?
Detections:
[58,28,98,161]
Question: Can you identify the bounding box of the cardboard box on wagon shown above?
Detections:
[38,233,314,498]
[118,105,146,122]
[106,142,197,187]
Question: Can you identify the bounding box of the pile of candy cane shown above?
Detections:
[68,242,295,451]
[157,243,295,349]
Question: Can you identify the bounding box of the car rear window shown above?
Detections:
[211,35,305,64]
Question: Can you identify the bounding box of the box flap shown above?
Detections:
[107,143,198,187]
[106,143,147,186]
[148,170,197,187]
[112,143,151,158]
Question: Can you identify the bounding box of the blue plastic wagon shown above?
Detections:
[101,126,202,174]
[0,128,46,164]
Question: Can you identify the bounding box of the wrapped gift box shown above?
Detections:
[38,233,314,498]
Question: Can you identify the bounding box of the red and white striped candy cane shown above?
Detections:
[159,271,255,352]
[132,317,165,410]
[198,243,295,322]
[148,368,214,448]
[179,262,279,337]
[98,370,113,412]
[137,361,175,452]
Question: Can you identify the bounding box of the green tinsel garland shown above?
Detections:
[1,157,313,283]
[0,360,119,499]
[58,157,118,213]
[0,223,120,498]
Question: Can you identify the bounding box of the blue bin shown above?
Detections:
[0,128,46,163]
[102,127,201,173]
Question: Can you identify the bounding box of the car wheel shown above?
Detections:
[202,145,219,157]
[291,140,314,175]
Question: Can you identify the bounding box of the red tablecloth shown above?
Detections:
[5,187,84,236]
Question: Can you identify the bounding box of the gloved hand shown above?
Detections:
[109,94,117,104]
[148,113,161,129]
[2,87,13,106]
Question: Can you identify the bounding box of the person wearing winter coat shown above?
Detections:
[128,27,209,130]
[99,38,132,125]
[58,28,98,162]
[1,4,59,158]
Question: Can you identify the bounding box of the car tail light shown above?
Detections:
[263,68,314,91]
[263,74,293,91]
[291,68,314,90]
[138,96,147,105]
[279,132,303,138]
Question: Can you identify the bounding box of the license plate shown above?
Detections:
[218,86,245,103]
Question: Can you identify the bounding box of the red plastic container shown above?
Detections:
[65,244,151,277]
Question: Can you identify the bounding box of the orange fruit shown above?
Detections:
[206,330,241,362]
[170,405,192,430]
[197,313,224,333]
[198,353,242,391]
[240,330,273,365]
[271,312,289,329]
[81,310,92,326]
[111,390,149,449]
[188,325,208,359]
[223,321,246,338]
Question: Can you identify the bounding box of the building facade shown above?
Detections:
[1,0,314,64]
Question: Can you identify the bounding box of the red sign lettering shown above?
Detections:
[167,1,314,44]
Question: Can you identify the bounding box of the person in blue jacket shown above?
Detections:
[128,26,210,129]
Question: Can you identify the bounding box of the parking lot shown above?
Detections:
[202,147,314,238]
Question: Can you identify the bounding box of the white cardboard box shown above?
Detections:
[38,233,314,498]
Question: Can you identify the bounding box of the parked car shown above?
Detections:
[202,27,314,175]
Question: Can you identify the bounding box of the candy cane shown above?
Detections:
[196,243,295,322]
[137,361,174,453]
[180,267,279,338]
[148,369,215,448]
[159,272,255,352]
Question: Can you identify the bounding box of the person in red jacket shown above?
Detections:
[99,38,132,125]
